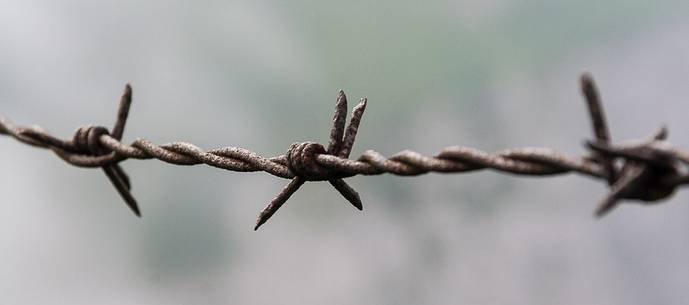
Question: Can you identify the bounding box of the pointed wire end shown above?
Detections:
[254,202,280,231]
[111,84,134,140]
[335,90,349,115]
[254,216,267,231]
[351,97,367,117]
[594,188,622,218]
[655,125,669,140]
[117,83,133,117]
[337,89,347,106]
[346,187,363,210]
[127,200,142,217]
[328,89,350,154]
[594,199,618,218]
[594,168,641,218]
[343,187,363,211]
[329,179,363,211]
[103,166,141,218]
[334,89,348,117]
[0,116,9,134]
[122,189,141,217]
[253,198,285,231]
[335,90,348,116]
[580,72,595,93]
[580,72,601,106]
[253,178,304,231]
[351,196,363,211]
[123,83,132,103]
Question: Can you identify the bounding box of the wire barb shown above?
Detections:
[254,91,367,230]
[581,73,617,185]
[1,73,688,229]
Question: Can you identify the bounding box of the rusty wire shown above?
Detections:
[2,72,689,230]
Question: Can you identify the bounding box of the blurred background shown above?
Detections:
[2,1,689,304]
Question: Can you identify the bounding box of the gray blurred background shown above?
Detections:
[2,1,689,304]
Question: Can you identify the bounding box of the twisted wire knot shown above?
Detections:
[628,165,678,201]
[614,148,678,202]
[618,143,679,202]
[585,128,682,217]
[73,125,111,155]
[286,142,338,181]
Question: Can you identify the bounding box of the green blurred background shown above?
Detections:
[2,1,689,304]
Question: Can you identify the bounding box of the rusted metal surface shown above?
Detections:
[1,73,687,229]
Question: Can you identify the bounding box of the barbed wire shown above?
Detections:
[2,72,688,230]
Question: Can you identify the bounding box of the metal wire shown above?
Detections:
[2,72,688,229]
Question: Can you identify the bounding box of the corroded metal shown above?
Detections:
[1,73,687,229]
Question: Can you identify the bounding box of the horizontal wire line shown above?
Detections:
[2,73,689,226]
[1,118,607,180]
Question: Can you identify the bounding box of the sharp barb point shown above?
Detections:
[594,184,625,218]
[254,177,304,231]
[329,179,363,211]
[654,126,668,140]
[132,205,142,217]
[580,72,594,86]
[594,199,618,218]
[102,166,141,217]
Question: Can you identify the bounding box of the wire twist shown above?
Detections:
[1,73,688,229]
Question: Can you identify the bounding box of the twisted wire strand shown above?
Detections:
[0,117,608,180]
[2,72,689,229]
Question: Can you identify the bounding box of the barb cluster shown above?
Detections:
[2,73,688,229]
